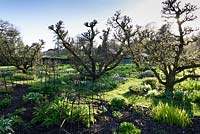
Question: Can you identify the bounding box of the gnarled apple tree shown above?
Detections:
[141,0,200,91]
[0,20,44,73]
[49,20,124,81]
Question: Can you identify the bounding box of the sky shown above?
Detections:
[0,0,200,51]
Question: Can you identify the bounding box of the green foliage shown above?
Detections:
[32,97,96,127]
[112,111,122,119]
[62,76,118,94]
[0,88,13,94]
[0,66,16,71]
[12,73,35,81]
[83,78,118,92]
[129,85,141,94]
[142,78,158,89]
[99,79,118,91]
[0,97,12,109]
[9,115,24,127]
[129,84,151,95]
[111,98,127,111]
[151,102,191,127]
[173,90,185,101]
[180,80,200,91]
[186,90,200,103]
[140,84,152,92]
[172,90,200,103]
[13,107,26,116]
[137,64,149,72]
[0,118,14,134]
[31,100,63,127]
[118,122,141,134]
[146,89,161,97]
[62,66,79,76]
[110,64,135,77]
[23,92,44,104]
[5,108,26,128]
[30,83,61,96]
[68,104,96,127]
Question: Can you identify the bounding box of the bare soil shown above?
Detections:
[1,85,200,134]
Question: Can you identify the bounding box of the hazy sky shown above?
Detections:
[0,0,200,50]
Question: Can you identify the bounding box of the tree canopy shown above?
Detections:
[0,20,44,73]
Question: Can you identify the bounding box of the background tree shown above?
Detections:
[140,0,200,91]
[108,11,145,68]
[0,20,44,73]
[49,20,124,81]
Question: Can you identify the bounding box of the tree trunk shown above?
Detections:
[165,83,174,91]
[134,61,140,68]
[164,73,176,97]
[22,69,28,74]
[16,66,28,74]
[92,74,97,82]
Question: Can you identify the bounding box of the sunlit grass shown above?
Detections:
[128,95,153,108]
[192,103,200,116]
[104,78,142,101]
[0,66,16,71]
[103,73,155,108]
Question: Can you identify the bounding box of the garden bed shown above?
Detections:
[1,87,199,134]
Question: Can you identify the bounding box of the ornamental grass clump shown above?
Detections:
[151,102,191,127]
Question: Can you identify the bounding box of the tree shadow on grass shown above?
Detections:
[30,74,120,96]
[122,91,153,108]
